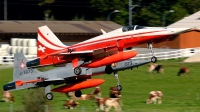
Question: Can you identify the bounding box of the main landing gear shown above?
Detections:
[45,85,54,100]
[46,93,54,100]
[113,71,122,91]
[148,42,157,63]
[105,65,122,91]
[74,67,82,75]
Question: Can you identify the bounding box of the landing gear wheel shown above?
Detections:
[74,67,82,75]
[117,85,122,91]
[151,56,157,63]
[75,90,82,97]
[46,93,54,100]
[105,66,113,74]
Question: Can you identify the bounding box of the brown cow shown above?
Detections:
[146,91,163,104]
[177,67,189,76]
[94,97,121,112]
[2,91,14,102]
[63,99,79,109]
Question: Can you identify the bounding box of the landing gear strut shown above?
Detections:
[114,71,122,91]
[148,42,157,63]
[45,85,54,100]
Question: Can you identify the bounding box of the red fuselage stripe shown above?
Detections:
[68,30,167,49]
[38,29,65,48]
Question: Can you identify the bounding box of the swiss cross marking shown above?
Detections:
[20,60,25,69]
[38,45,46,52]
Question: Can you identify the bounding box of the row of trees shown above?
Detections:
[1,0,200,26]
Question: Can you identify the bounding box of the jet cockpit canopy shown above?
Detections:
[122,25,145,32]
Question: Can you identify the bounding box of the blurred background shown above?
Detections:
[1,0,200,26]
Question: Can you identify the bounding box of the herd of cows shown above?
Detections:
[1,63,190,112]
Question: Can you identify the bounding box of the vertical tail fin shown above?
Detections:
[37,25,68,57]
[3,53,41,91]
[13,53,40,80]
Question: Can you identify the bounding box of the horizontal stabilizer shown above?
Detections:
[44,78,64,81]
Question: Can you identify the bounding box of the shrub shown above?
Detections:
[22,88,53,112]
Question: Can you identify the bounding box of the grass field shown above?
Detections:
[1,58,200,112]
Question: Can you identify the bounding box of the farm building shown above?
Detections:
[0,21,122,45]
[0,21,122,57]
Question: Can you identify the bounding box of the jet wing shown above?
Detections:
[39,50,93,59]
[44,78,65,81]
[60,50,93,55]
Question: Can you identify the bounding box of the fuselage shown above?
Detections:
[28,25,191,69]
[3,59,151,92]
[63,26,190,52]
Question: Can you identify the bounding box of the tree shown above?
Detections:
[132,0,177,26]
[90,0,129,25]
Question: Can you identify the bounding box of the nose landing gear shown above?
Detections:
[113,71,122,91]
[148,42,157,63]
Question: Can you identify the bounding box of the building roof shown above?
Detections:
[0,21,122,34]
[168,10,200,28]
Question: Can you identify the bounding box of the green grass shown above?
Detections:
[1,58,200,112]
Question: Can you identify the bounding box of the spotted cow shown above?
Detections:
[146,91,163,104]
[94,97,121,112]
[63,99,79,109]
[2,91,14,102]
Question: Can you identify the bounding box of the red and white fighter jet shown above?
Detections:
[27,25,191,75]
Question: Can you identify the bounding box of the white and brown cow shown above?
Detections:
[148,64,164,73]
[75,86,102,100]
[146,91,163,104]
[76,94,95,100]
[63,99,79,109]
[65,91,76,100]
[110,86,122,98]
[110,86,123,106]
[2,91,14,102]
[94,97,121,112]
[91,86,102,98]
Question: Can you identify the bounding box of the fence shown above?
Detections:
[132,47,200,60]
[0,55,37,64]
[0,47,200,64]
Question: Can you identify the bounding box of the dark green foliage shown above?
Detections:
[3,0,200,26]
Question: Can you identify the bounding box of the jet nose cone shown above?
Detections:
[170,28,191,34]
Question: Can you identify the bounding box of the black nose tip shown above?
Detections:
[26,58,40,68]
[3,82,16,91]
